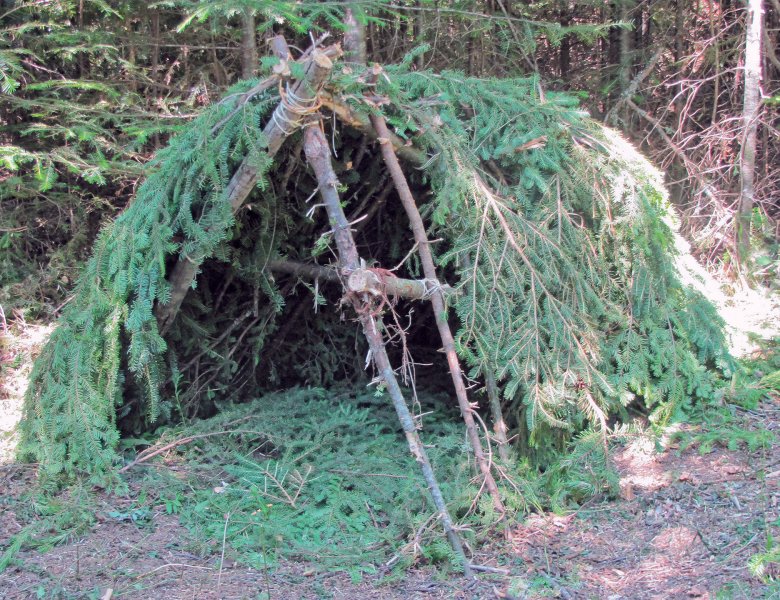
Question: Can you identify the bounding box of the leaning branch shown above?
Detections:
[320,91,427,166]
[156,38,342,333]
[370,111,505,514]
[605,46,664,125]
[118,428,269,473]
[302,123,473,578]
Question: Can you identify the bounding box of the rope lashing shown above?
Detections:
[269,80,323,136]
[421,278,446,300]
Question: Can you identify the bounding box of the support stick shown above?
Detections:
[302,123,474,578]
[370,113,505,514]
[320,92,427,166]
[156,38,341,333]
[265,260,451,300]
[484,369,510,462]
[460,253,511,462]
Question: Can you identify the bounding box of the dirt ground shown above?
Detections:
[494,423,780,599]
[0,320,53,465]
[1,401,777,600]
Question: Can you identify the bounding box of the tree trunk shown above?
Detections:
[343,7,367,64]
[240,10,258,79]
[617,0,633,123]
[673,0,685,127]
[736,0,764,266]
[559,4,571,79]
[150,9,160,86]
[414,0,425,69]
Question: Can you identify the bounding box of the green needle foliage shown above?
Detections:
[171,0,372,34]
[20,78,278,480]
[172,387,539,573]
[365,63,735,441]
[20,54,734,480]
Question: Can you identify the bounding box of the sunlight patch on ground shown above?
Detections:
[0,320,54,463]
[507,513,576,560]
[650,525,699,553]
[674,232,780,356]
[613,424,755,501]
[593,524,708,599]
[614,435,671,493]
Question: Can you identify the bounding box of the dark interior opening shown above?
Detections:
[119,122,463,435]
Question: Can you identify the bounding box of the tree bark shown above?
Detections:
[150,9,160,85]
[265,260,452,300]
[559,4,571,79]
[302,124,473,578]
[484,369,510,462]
[156,40,340,333]
[615,0,633,125]
[370,113,505,514]
[673,0,685,127]
[240,10,258,79]
[605,46,663,124]
[736,0,764,267]
[343,6,367,64]
[319,92,427,166]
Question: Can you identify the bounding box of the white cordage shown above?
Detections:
[269,81,323,136]
[421,278,445,300]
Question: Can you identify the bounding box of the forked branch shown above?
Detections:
[302,122,473,578]
[370,112,506,514]
[156,37,341,333]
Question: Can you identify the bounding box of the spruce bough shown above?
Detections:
[20,55,733,480]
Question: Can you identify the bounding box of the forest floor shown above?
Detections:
[0,402,777,600]
[1,286,779,600]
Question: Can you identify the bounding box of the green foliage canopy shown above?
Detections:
[20,57,734,479]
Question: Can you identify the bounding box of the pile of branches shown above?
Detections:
[21,35,734,574]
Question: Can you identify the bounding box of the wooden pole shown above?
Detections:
[460,254,511,462]
[484,369,510,462]
[265,260,452,301]
[319,92,427,166]
[370,112,505,513]
[156,38,341,333]
[323,88,513,466]
[302,123,474,578]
